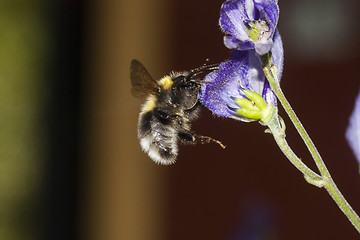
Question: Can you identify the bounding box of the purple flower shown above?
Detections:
[199,31,283,121]
[220,0,279,55]
[346,90,360,164]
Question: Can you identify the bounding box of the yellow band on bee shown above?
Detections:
[141,95,157,113]
[158,76,173,90]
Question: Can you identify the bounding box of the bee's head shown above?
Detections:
[170,63,220,91]
[171,74,199,90]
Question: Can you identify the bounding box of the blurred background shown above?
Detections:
[1,0,360,239]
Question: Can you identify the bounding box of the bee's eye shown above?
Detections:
[172,75,185,82]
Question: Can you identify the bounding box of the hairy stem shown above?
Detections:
[266,109,322,182]
[261,53,360,233]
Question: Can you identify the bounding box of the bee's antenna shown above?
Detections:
[186,63,220,81]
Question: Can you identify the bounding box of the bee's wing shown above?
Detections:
[130,59,159,98]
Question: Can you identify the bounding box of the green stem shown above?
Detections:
[261,54,360,233]
[267,110,360,232]
[324,177,360,233]
[262,64,328,176]
[266,109,322,182]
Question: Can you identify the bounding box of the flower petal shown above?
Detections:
[199,51,250,119]
[220,0,254,43]
[199,50,276,121]
[346,90,360,164]
[270,30,283,81]
[254,0,279,39]
[224,36,254,51]
[262,30,283,106]
[220,0,280,55]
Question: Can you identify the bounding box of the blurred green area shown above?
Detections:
[0,1,48,239]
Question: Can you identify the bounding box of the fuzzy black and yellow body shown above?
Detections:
[130,59,224,165]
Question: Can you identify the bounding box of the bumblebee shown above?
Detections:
[130,59,225,165]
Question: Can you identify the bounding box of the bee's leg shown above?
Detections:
[178,131,226,149]
[194,135,226,149]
